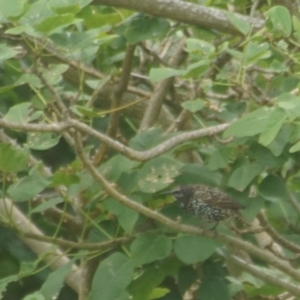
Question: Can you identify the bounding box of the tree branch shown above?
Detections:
[226,255,300,297]
[0,198,82,293]
[93,0,264,35]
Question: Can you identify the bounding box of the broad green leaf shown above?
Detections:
[0,44,19,60]
[208,147,229,171]
[40,260,74,300]
[104,198,139,233]
[117,14,170,44]
[223,107,271,138]
[4,102,33,123]
[198,261,230,300]
[26,133,60,150]
[15,74,42,88]
[0,144,29,172]
[129,127,171,151]
[99,155,139,182]
[30,198,63,214]
[227,163,262,191]
[178,164,222,186]
[267,125,292,156]
[184,60,210,78]
[8,167,51,202]
[259,108,286,146]
[185,38,215,56]
[0,275,18,298]
[276,93,300,121]
[259,175,288,202]
[293,15,300,42]
[51,169,80,186]
[181,99,205,113]
[174,235,219,264]
[226,48,243,60]
[148,288,170,299]
[243,42,271,64]
[149,67,184,82]
[0,0,24,17]
[128,267,166,300]
[265,6,292,37]
[90,253,134,300]
[23,292,45,300]
[35,14,75,33]
[19,0,54,26]
[227,12,251,35]
[131,234,172,266]
[137,156,183,193]
[290,140,300,153]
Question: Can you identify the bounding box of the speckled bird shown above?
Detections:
[163,184,245,229]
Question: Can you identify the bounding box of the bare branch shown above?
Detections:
[21,232,133,251]
[139,38,187,131]
[258,212,300,253]
[0,198,82,293]
[93,0,264,35]
[226,255,300,297]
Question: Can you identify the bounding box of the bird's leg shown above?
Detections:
[209,221,219,231]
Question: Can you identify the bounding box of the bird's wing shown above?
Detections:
[198,186,245,210]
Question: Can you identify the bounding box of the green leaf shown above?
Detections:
[148,287,170,299]
[290,140,300,153]
[51,169,80,186]
[276,93,300,121]
[117,14,170,44]
[149,67,184,82]
[104,198,139,233]
[223,107,271,138]
[227,163,262,191]
[0,44,19,60]
[137,156,183,193]
[129,127,170,151]
[198,261,230,300]
[128,267,166,300]
[40,260,74,300]
[131,234,172,266]
[0,143,29,172]
[267,125,292,156]
[0,275,18,298]
[0,0,24,17]
[181,99,205,113]
[178,164,222,186]
[207,147,229,171]
[259,175,288,202]
[30,198,63,214]
[23,292,45,300]
[8,167,51,202]
[185,38,215,57]
[174,235,219,264]
[184,60,210,78]
[90,253,134,300]
[265,6,292,37]
[243,42,271,64]
[27,133,60,150]
[99,155,139,182]
[259,108,286,146]
[19,0,54,26]
[227,12,251,35]
[35,14,75,33]
[4,102,33,123]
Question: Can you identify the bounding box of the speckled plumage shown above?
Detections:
[165,184,245,225]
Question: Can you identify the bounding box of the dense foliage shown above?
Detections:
[1,0,300,299]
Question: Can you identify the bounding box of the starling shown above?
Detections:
[163,184,245,229]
